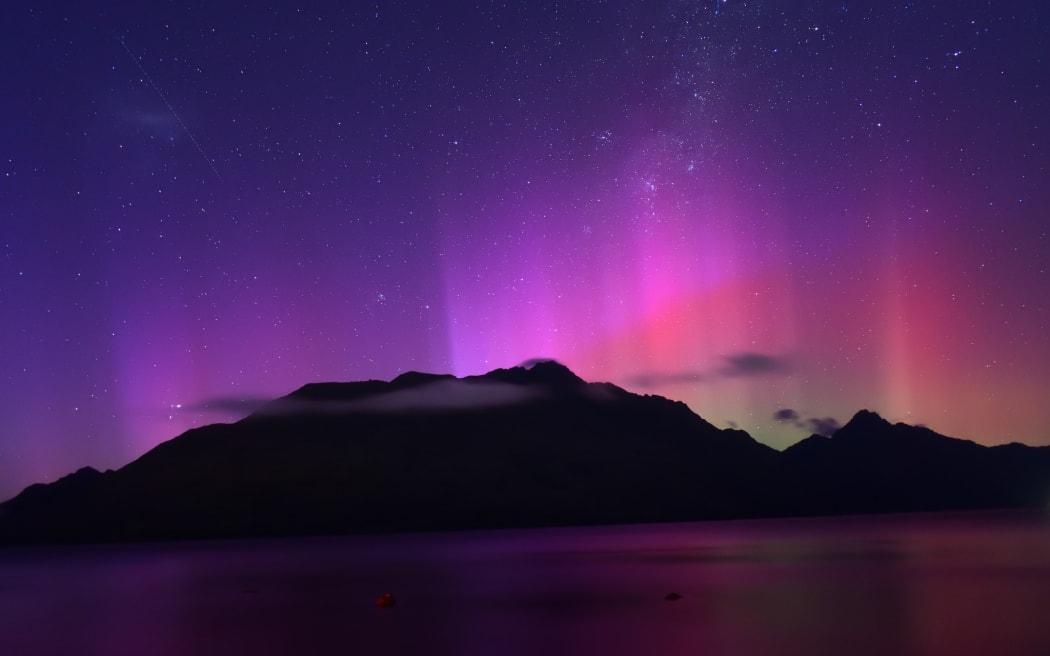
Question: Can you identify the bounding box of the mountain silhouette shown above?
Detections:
[783,409,1050,514]
[1,363,1047,544]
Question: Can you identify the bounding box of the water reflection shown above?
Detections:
[1,511,1049,655]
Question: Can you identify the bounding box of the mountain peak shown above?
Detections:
[477,359,585,387]
[836,409,892,436]
[6,363,1050,545]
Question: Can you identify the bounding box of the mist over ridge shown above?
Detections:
[2,362,1048,545]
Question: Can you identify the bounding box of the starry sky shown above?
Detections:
[2,1,1048,500]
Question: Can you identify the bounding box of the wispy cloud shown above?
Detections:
[518,357,560,370]
[246,379,549,417]
[184,396,272,415]
[720,352,790,377]
[774,408,841,437]
[351,379,547,412]
[629,351,790,389]
[627,370,707,388]
[806,417,842,436]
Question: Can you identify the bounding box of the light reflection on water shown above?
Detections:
[2,511,1049,656]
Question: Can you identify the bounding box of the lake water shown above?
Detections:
[2,511,1049,655]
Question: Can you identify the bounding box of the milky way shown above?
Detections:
[1,1,1048,499]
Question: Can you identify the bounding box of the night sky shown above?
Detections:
[2,1,1048,500]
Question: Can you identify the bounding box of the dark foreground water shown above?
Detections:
[2,511,1050,656]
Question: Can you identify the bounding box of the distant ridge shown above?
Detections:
[783,409,1050,514]
[2,363,1048,544]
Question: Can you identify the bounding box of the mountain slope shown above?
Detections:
[1,364,1047,544]
[783,410,1050,513]
[0,362,787,543]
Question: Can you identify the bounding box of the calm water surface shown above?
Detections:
[2,511,1049,656]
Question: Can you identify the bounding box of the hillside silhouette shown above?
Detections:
[2,361,1048,544]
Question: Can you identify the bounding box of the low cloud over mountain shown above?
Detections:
[2,363,1047,545]
[774,408,842,437]
[630,351,790,388]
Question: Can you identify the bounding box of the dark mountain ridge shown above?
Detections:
[2,363,1048,544]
